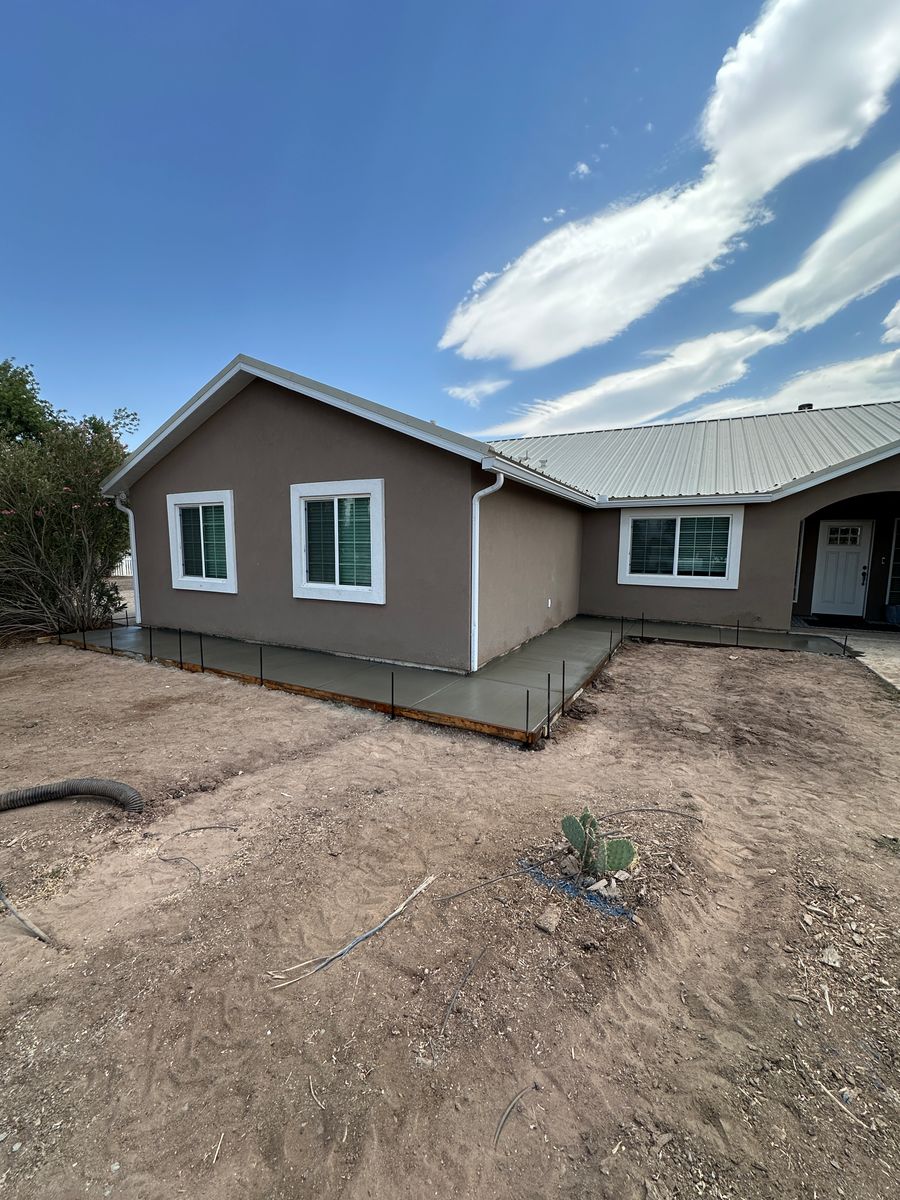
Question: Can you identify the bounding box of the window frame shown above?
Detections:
[290,478,385,604]
[617,505,744,590]
[166,489,238,594]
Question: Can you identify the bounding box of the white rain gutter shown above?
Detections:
[114,494,141,624]
[470,469,505,672]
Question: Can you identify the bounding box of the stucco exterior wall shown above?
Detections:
[476,480,582,665]
[579,455,900,629]
[130,378,474,670]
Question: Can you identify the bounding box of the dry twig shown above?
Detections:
[815,1081,870,1132]
[271,875,436,989]
[156,824,239,881]
[494,1082,540,1149]
[212,1132,224,1165]
[0,886,51,944]
[309,1076,325,1111]
[440,948,487,1037]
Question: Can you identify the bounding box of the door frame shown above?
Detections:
[811,517,874,617]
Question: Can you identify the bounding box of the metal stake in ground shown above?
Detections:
[524,687,530,735]
[81,627,87,650]
[641,611,645,640]
[620,614,625,643]
[109,627,114,654]
[199,631,204,672]
[735,618,740,647]
[148,626,153,661]
[545,672,551,738]
[259,643,264,686]
[178,628,183,669]
[390,670,395,718]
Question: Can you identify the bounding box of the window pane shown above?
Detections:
[338,496,372,586]
[630,518,676,575]
[677,516,730,577]
[202,504,228,579]
[306,499,336,583]
[180,506,203,576]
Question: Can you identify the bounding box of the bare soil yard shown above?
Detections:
[1,640,898,1200]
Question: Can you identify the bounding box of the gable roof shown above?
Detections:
[103,355,900,508]
[101,355,594,505]
[491,401,900,502]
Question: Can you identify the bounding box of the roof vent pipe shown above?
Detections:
[798,403,813,411]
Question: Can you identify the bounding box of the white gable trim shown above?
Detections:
[102,357,593,506]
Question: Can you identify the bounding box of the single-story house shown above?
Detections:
[101,355,900,673]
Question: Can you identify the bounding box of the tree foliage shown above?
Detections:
[0,385,138,640]
[0,358,56,443]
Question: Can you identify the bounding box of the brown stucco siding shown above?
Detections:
[476,480,582,665]
[579,453,900,630]
[130,379,474,670]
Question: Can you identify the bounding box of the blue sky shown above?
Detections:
[3,0,900,445]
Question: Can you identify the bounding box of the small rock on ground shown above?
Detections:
[535,905,562,934]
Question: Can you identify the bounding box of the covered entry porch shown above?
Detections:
[793,491,900,628]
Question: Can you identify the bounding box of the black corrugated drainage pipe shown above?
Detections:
[0,778,143,815]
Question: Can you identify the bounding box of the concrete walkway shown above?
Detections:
[64,615,847,744]
[795,625,900,692]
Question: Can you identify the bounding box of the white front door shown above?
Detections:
[811,519,873,617]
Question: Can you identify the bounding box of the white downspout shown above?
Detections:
[114,494,141,625]
[470,470,504,672]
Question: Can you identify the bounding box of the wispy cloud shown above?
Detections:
[440,0,900,370]
[570,161,591,179]
[882,299,900,343]
[480,327,783,436]
[735,150,900,331]
[682,350,900,420]
[644,122,654,133]
[445,378,510,409]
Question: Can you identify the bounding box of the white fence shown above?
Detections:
[111,554,133,577]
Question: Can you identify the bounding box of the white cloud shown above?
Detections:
[570,161,591,178]
[480,327,783,436]
[645,122,654,133]
[445,378,511,409]
[441,0,900,370]
[735,151,900,331]
[681,350,900,420]
[882,299,900,343]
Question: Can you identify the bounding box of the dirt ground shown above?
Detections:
[1,640,899,1200]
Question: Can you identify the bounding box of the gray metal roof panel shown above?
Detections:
[491,401,900,500]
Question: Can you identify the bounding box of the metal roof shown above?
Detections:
[490,402,900,501]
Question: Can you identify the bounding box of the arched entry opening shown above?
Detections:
[793,491,900,626]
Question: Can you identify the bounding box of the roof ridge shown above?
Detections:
[488,397,900,442]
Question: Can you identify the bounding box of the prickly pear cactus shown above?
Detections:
[602,837,637,873]
[562,809,638,878]
[562,814,586,855]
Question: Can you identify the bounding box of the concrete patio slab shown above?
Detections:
[64,612,848,744]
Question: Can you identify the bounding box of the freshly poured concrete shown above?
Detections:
[68,616,847,743]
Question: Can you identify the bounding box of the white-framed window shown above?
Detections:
[290,479,385,604]
[618,506,744,590]
[166,490,237,594]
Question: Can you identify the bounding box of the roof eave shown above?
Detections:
[102,355,493,496]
